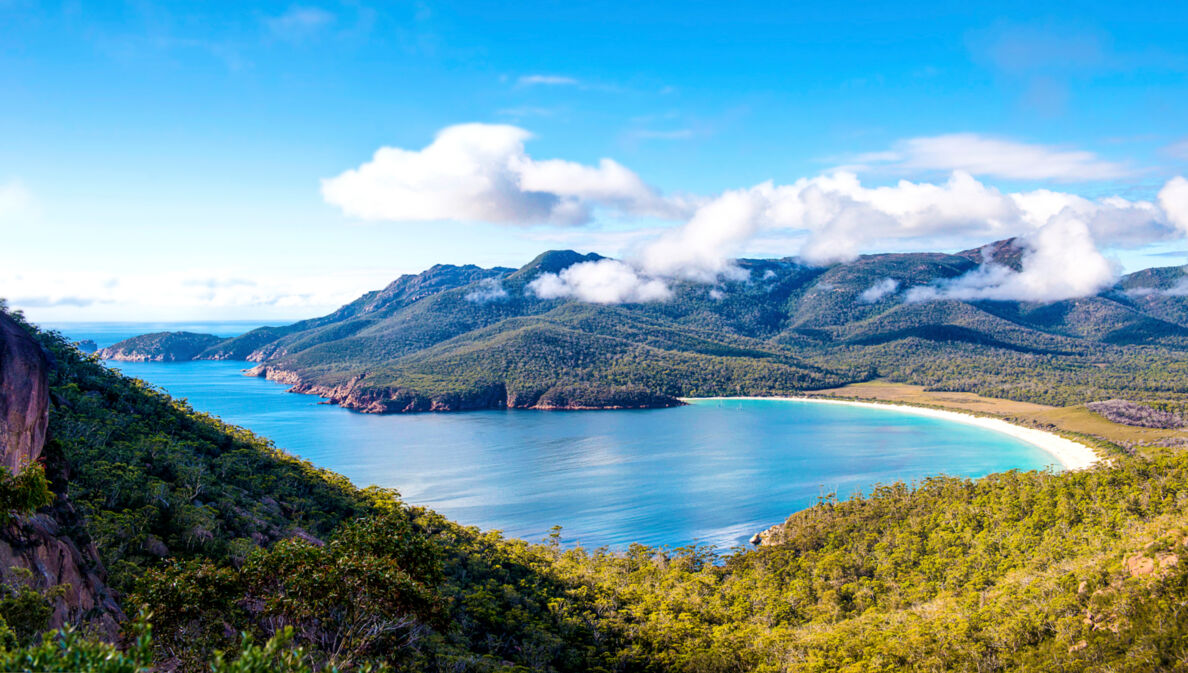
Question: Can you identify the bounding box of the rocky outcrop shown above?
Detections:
[749,523,783,546]
[0,313,123,636]
[0,488,124,635]
[0,314,50,472]
[1124,550,1180,578]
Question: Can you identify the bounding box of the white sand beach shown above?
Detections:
[686,396,1101,471]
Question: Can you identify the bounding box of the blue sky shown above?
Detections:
[3,1,1188,320]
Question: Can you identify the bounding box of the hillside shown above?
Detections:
[7,308,1188,670]
[96,331,225,362]
[101,244,1188,415]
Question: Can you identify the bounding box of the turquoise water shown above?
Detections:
[52,323,1055,550]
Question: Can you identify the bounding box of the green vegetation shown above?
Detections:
[1,307,1188,670]
[46,330,368,592]
[95,331,225,362]
[0,568,60,649]
[0,462,53,521]
[100,246,1188,417]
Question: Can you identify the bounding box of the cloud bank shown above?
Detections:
[1,268,385,321]
[324,125,1188,306]
[527,170,1181,305]
[906,216,1117,302]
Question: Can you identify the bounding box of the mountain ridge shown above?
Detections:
[99,243,1188,414]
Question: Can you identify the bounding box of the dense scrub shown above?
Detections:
[7,311,1188,671]
[42,328,368,592]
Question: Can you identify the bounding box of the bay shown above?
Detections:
[52,323,1054,549]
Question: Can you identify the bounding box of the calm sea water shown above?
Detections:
[50,323,1055,550]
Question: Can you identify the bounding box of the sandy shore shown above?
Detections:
[685,396,1101,471]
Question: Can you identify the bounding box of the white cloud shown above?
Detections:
[639,186,770,281]
[463,278,509,303]
[851,133,1132,181]
[637,170,1174,278]
[517,74,579,86]
[322,123,684,225]
[905,215,1118,302]
[516,157,681,219]
[859,278,900,303]
[325,124,1187,306]
[1159,176,1188,235]
[527,259,672,304]
[515,168,1185,306]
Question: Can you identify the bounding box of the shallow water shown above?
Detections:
[53,323,1055,549]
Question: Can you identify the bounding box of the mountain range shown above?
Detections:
[98,241,1188,413]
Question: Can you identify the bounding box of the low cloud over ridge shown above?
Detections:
[906,217,1118,302]
[527,259,671,304]
[324,125,1188,305]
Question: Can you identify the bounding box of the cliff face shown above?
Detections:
[0,313,123,636]
[0,314,50,472]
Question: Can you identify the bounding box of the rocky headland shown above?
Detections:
[245,364,683,413]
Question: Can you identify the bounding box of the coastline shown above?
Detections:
[684,395,1101,471]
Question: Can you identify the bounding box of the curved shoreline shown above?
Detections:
[684,396,1101,471]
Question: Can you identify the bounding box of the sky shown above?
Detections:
[2,1,1188,321]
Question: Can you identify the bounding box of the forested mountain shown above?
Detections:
[9,302,1188,671]
[101,242,1188,414]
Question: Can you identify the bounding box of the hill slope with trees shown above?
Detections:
[4,306,1188,670]
[102,242,1188,415]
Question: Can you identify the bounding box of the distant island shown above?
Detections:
[99,241,1188,418]
[97,331,224,362]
